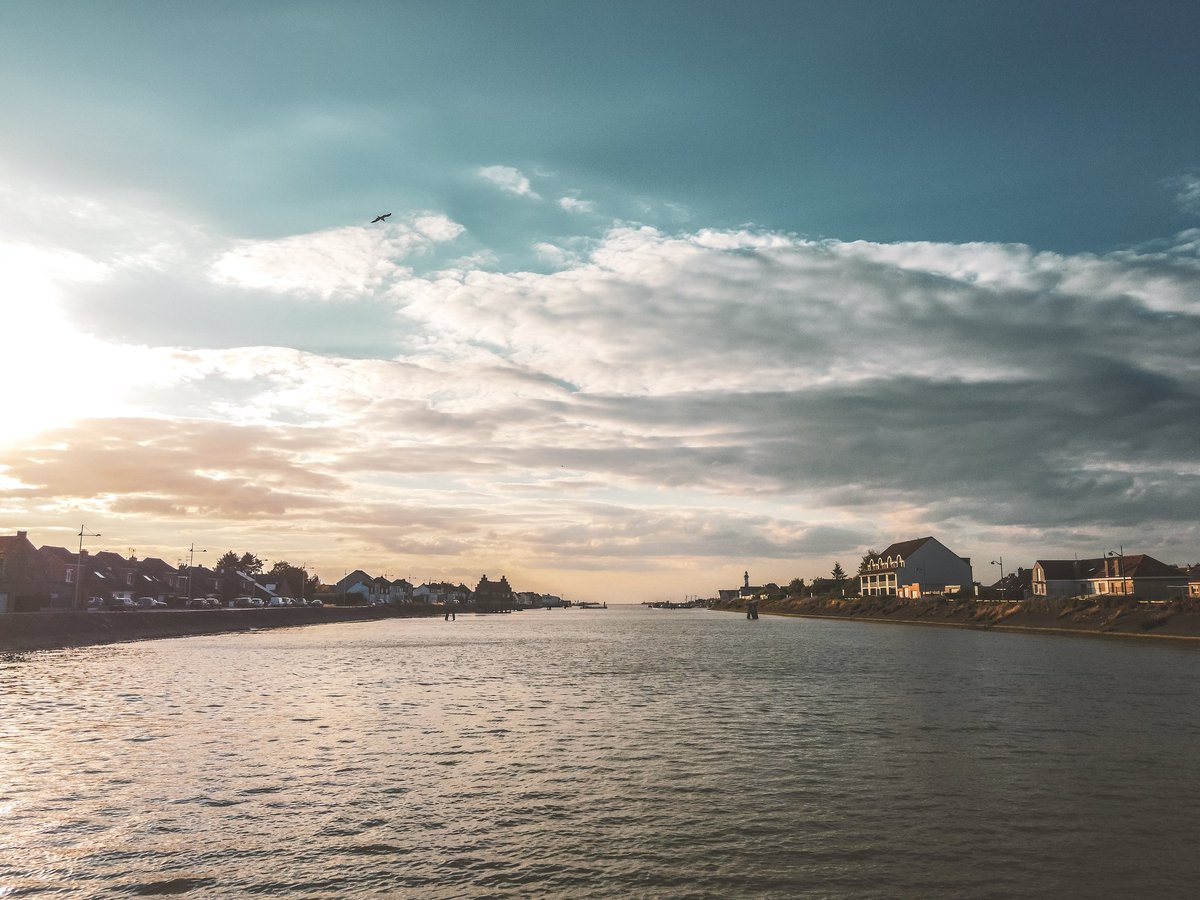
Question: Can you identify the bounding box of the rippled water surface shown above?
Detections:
[3,607,1200,898]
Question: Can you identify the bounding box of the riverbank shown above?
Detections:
[0,605,442,653]
[712,595,1200,642]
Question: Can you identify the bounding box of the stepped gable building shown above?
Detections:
[474,575,513,607]
[0,531,51,613]
[1032,554,1188,600]
[859,536,973,598]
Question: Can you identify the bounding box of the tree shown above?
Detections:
[215,550,263,602]
[832,562,847,584]
[788,577,806,595]
[858,550,879,574]
[268,561,315,599]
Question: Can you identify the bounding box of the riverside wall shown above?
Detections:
[714,595,1200,642]
[0,605,442,653]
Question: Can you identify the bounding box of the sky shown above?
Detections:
[1,1,1199,601]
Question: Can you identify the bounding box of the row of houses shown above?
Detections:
[720,536,1200,603]
[333,570,563,609]
[0,529,558,613]
[866,536,1200,600]
[862,536,1200,600]
[0,530,307,612]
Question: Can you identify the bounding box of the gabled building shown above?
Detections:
[1033,554,1188,600]
[336,570,373,593]
[859,536,973,597]
[38,544,121,609]
[1185,565,1200,599]
[172,562,216,601]
[0,531,51,612]
[474,575,512,607]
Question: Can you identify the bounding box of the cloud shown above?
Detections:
[559,196,595,214]
[477,165,540,199]
[6,190,1200,592]
[209,214,463,299]
[1170,171,1200,216]
[533,242,578,268]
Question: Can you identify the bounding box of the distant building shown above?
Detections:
[474,575,513,607]
[1185,565,1200,599]
[859,537,973,597]
[1032,555,1187,600]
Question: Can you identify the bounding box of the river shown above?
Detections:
[2,606,1198,897]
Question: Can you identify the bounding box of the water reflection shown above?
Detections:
[2,608,1199,897]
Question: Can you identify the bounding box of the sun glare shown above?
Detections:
[0,244,146,442]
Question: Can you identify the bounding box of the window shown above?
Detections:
[65,569,75,583]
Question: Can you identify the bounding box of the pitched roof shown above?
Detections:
[1117,554,1185,579]
[877,537,935,559]
[1035,559,1084,580]
[336,569,373,590]
[0,532,34,557]
[39,545,77,563]
[1036,555,1185,581]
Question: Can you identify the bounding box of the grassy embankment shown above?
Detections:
[712,594,1200,641]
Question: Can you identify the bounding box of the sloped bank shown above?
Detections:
[0,605,441,653]
[713,595,1200,642]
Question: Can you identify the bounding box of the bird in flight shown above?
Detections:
[370,213,392,223]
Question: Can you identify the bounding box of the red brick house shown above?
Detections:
[0,531,52,612]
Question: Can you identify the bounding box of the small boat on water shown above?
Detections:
[576,601,608,609]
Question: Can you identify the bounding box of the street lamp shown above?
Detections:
[75,525,101,610]
[186,542,207,603]
[1107,548,1125,595]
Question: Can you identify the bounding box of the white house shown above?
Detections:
[859,536,973,597]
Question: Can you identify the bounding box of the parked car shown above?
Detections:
[86,597,105,610]
[105,597,136,611]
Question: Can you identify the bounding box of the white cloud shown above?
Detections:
[1172,172,1200,215]
[209,215,463,299]
[533,242,578,268]
[559,196,595,214]
[6,185,1200,593]
[477,165,540,199]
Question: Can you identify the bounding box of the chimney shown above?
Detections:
[17,530,27,540]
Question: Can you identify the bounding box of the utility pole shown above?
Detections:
[75,525,100,610]
[186,542,207,603]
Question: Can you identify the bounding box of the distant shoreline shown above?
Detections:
[712,596,1200,643]
[0,606,439,654]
